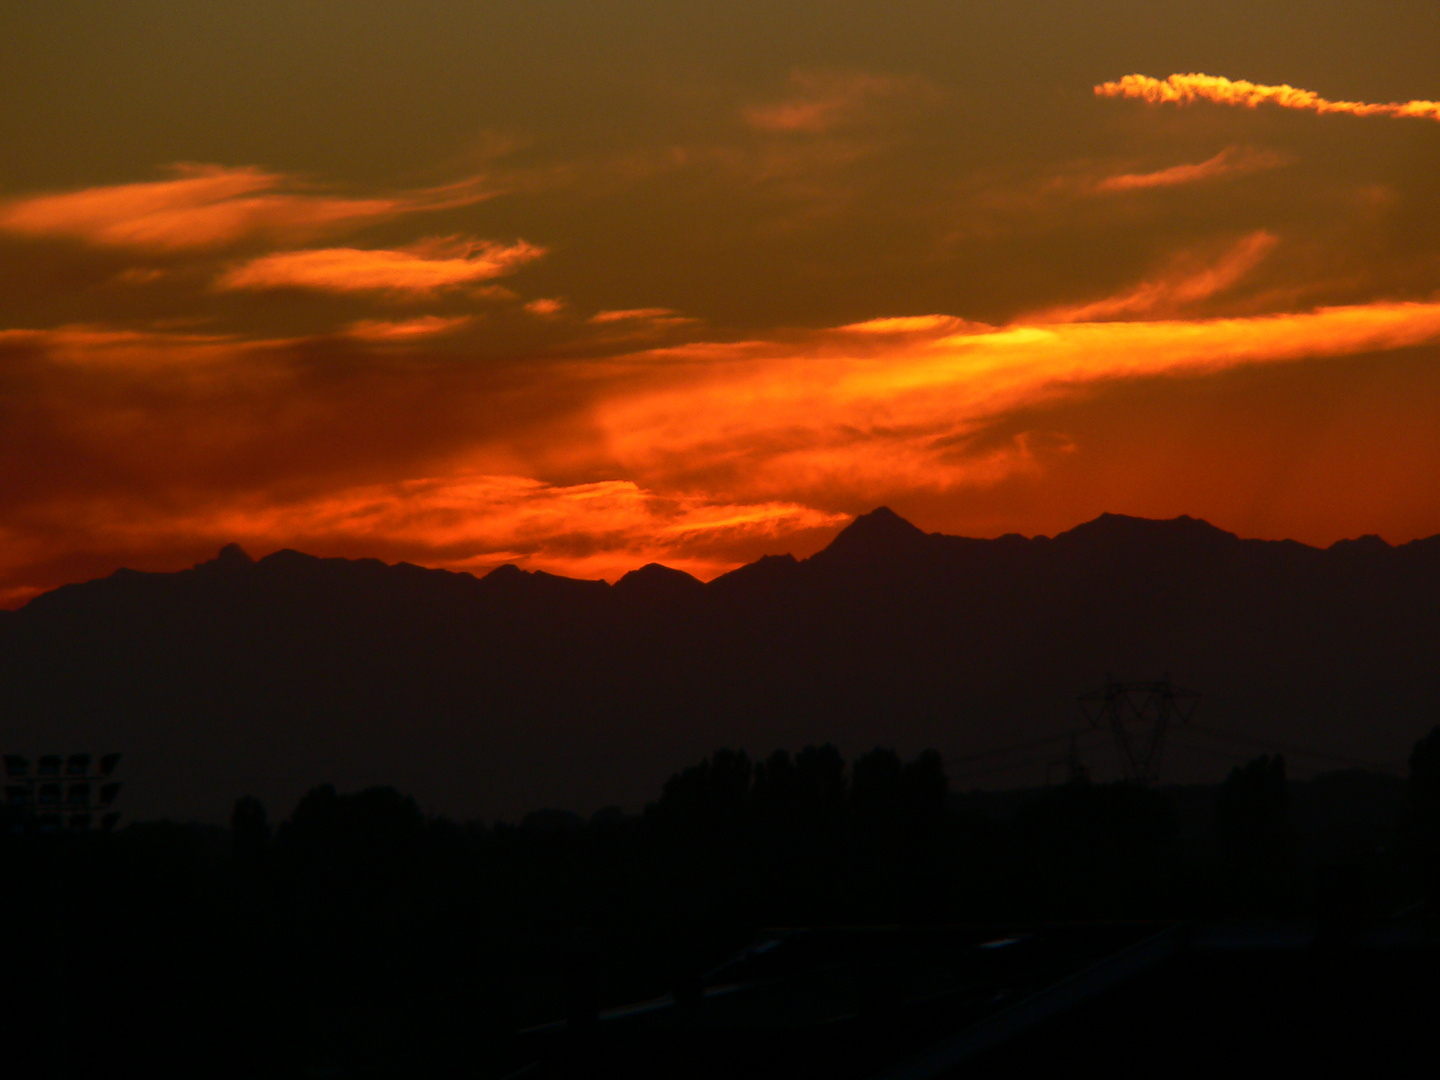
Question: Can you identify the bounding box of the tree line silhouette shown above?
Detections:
[2,733,1439,1079]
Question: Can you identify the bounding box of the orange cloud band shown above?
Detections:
[1094,147,1282,193]
[1096,73,1440,122]
[1035,231,1278,322]
[215,240,544,295]
[742,71,919,133]
[0,164,494,252]
[593,299,1440,502]
[8,297,1440,601]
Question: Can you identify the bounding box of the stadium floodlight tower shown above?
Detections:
[1079,675,1197,784]
[3,752,121,831]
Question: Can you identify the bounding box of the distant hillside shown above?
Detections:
[2,510,1437,821]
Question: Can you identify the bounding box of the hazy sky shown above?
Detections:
[3,1,1439,603]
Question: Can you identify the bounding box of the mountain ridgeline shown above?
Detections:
[3,509,1439,821]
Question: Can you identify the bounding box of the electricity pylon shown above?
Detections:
[1079,675,1197,784]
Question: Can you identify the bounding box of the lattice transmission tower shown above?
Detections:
[1079,675,1198,784]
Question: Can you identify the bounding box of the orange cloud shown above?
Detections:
[1035,231,1278,322]
[585,308,698,338]
[8,470,844,585]
[233,475,844,581]
[0,324,244,367]
[524,298,568,318]
[743,71,923,133]
[1094,147,1283,192]
[1096,73,1440,122]
[345,315,475,341]
[841,315,966,334]
[591,298,1440,503]
[215,238,544,296]
[10,292,1440,605]
[0,164,493,252]
[590,307,683,324]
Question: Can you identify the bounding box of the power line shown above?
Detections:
[1165,735,1270,766]
[1184,722,1405,774]
[943,728,1092,769]
[941,703,1410,784]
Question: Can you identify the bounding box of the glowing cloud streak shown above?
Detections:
[1037,231,1278,322]
[0,165,493,252]
[1096,73,1440,122]
[1095,147,1282,192]
[216,240,544,296]
[345,315,475,341]
[8,299,1440,600]
[596,300,1440,500]
[743,71,918,133]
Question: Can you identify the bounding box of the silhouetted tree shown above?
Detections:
[795,744,847,820]
[903,749,948,821]
[1218,755,1289,858]
[851,748,905,827]
[230,795,270,862]
[650,748,752,839]
[1401,726,1440,905]
[1215,755,1294,913]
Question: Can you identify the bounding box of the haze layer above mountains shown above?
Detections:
[3,509,1437,823]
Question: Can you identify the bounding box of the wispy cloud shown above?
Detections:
[841,315,967,335]
[208,474,846,582]
[215,238,543,296]
[1096,73,1440,122]
[743,71,929,133]
[1094,146,1284,192]
[524,298,567,318]
[0,164,493,252]
[345,315,475,341]
[589,307,685,324]
[592,296,1440,503]
[1034,231,1279,322]
[585,308,698,337]
[7,295,1440,603]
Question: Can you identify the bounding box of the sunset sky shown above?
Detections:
[4,2,1440,605]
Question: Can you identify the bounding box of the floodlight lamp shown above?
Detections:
[99,783,121,806]
[100,812,120,832]
[67,782,90,805]
[68,813,91,830]
[3,755,26,778]
[37,755,61,777]
[37,783,61,805]
[99,753,121,777]
[66,753,90,776]
[4,786,29,806]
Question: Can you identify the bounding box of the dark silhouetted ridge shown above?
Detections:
[212,542,254,568]
[710,553,800,595]
[809,506,931,569]
[1053,512,1238,552]
[480,561,610,600]
[613,563,704,603]
[5,507,1440,823]
[1329,534,1391,554]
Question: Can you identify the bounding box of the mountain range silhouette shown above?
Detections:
[3,508,1438,822]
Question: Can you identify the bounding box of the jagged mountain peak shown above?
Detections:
[195,542,255,574]
[811,507,930,565]
[1329,534,1391,554]
[614,562,704,601]
[1055,512,1239,549]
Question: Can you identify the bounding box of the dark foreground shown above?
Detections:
[518,921,1440,1078]
[3,734,1440,1078]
